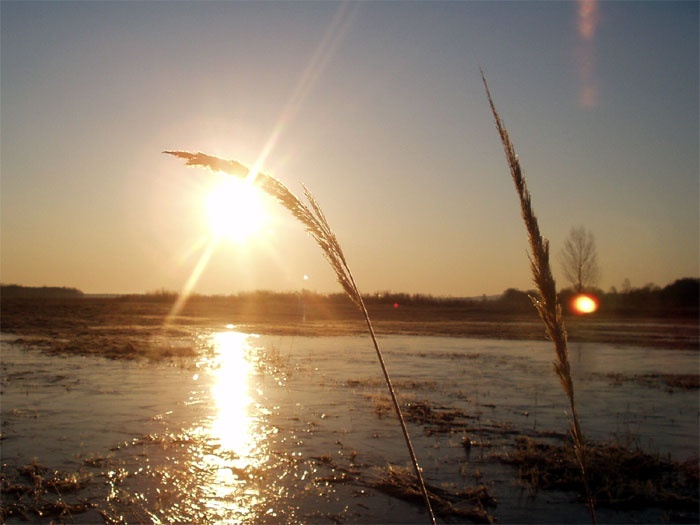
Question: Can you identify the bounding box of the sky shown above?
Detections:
[1,1,698,298]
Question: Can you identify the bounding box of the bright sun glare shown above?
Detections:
[206,174,266,243]
[571,293,599,315]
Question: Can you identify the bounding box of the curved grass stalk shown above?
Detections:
[480,73,596,524]
[164,150,437,525]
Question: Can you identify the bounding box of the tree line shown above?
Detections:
[3,278,696,316]
[1,284,84,298]
[499,277,698,316]
[122,278,697,316]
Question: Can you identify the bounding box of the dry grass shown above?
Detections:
[165,150,436,524]
[0,460,96,523]
[365,464,496,523]
[7,334,196,362]
[481,72,596,522]
[501,436,699,515]
[604,372,700,391]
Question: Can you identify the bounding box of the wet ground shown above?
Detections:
[1,331,698,523]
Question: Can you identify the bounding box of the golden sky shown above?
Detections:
[1,1,698,296]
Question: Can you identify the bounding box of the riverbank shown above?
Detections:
[1,296,697,352]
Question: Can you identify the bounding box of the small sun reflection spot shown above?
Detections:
[571,293,599,314]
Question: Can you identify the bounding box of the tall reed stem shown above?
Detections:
[165,150,436,525]
[480,73,596,523]
[335,252,436,525]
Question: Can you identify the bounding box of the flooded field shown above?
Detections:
[1,330,698,523]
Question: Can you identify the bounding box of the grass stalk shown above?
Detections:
[164,150,437,525]
[480,73,596,523]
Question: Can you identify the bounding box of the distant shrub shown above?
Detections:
[0,284,84,299]
[660,278,699,310]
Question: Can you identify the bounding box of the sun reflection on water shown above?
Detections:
[192,330,275,522]
[210,331,256,456]
[103,330,294,523]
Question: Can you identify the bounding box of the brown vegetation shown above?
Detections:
[365,465,496,523]
[166,149,437,523]
[0,460,96,522]
[500,436,699,517]
[482,71,596,520]
[1,294,697,353]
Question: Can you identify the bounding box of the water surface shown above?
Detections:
[2,332,697,523]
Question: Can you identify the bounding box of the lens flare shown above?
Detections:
[577,0,599,40]
[575,0,600,109]
[571,293,599,314]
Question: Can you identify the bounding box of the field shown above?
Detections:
[1,295,698,352]
[1,296,698,524]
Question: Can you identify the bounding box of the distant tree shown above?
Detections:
[643,282,660,292]
[621,278,632,293]
[559,226,600,293]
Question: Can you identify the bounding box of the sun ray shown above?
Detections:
[251,1,358,172]
[164,236,219,329]
[162,4,358,331]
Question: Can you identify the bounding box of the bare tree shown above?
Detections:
[560,226,600,292]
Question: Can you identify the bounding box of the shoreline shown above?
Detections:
[1,296,697,352]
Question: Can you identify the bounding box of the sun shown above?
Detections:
[205,174,267,243]
[570,293,599,315]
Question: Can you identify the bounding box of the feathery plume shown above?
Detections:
[479,73,596,523]
[164,149,436,524]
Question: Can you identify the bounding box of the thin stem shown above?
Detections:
[345,264,437,525]
[480,71,596,524]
